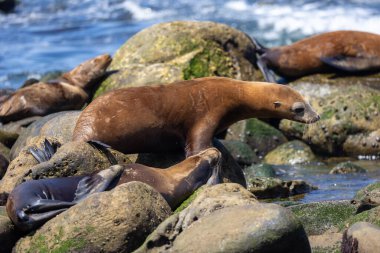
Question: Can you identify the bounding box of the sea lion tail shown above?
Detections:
[29,139,60,163]
[87,140,118,165]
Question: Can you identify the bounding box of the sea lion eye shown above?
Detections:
[292,102,305,114]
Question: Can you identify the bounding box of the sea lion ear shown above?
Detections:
[273,101,281,108]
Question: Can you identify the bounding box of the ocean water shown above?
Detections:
[1,0,380,202]
[2,0,380,88]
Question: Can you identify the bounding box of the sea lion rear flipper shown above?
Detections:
[321,55,380,72]
[74,166,124,202]
[29,138,59,163]
[256,56,279,83]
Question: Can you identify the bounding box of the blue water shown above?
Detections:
[1,0,380,202]
[2,0,380,88]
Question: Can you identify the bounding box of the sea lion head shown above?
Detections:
[62,54,112,89]
[268,84,320,124]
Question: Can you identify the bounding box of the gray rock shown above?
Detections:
[14,182,172,253]
[244,163,277,178]
[137,183,311,253]
[219,139,259,166]
[342,222,380,253]
[10,111,80,160]
[264,140,318,165]
[0,206,21,253]
[329,161,367,174]
[94,21,261,97]
[247,177,317,199]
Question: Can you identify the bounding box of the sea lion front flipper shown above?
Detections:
[74,165,124,202]
[321,55,380,72]
[87,140,118,165]
[25,199,76,212]
[29,138,59,163]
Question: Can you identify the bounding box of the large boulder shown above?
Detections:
[14,182,172,253]
[137,183,311,253]
[280,81,380,156]
[94,21,261,97]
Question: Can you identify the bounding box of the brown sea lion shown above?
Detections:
[253,30,380,83]
[0,54,111,123]
[73,77,320,157]
[6,148,221,232]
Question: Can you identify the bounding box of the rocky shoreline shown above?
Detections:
[0,21,380,252]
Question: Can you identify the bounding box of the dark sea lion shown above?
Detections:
[73,77,320,157]
[253,30,380,83]
[0,54,111,123]
[6,148,221,232]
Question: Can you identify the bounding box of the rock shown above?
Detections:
[342,206,380,230]
[0,153,9,179]
[14,182,172,253]
[290,200,357,235]
[308,231,342,253]
[329,161,367,174]
[10,111,80,160]
[353,181,380,213]
[226,118,288,157]
[244,163,276,178]
[219,139,259,166]
[137,183,311,253]
[0,137,132,202]
[264,140,318,165]
[0,0,17,13]
[1,116,41,135]
[0,206,21,253]
[94,21,261,97]
[0,129,19,149]
[344,129,380,157]
[247,177,317,199]
[280,82,380,156]
[342,222,380,253]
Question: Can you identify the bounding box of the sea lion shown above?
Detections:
[73,77,320,157]
[6,148,221,232]
[0,54,111,123]
[253,30,380,83]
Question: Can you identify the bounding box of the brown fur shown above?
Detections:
[73,77,319,156]
[0,54,111,123]
[259,30,380,79]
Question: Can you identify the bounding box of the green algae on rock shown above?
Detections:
[226,118,288,158]
[94,21,262,97]
[329,161,367,174]
[264,140,318,165]
[219,139,259,166]
[289,200,357,235]
[280,81,380,156]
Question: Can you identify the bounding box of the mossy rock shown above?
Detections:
[329,161,367,174]
[244,163,276,178]
[289,200,357,235]
[263,140,318,165]
[352,181,380,213]
[340,206,380,231]
[94,21,262,97]
[247,177,316,199]
[226,118,287,157]
[280,81,380,156]
[219,139,259,166]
